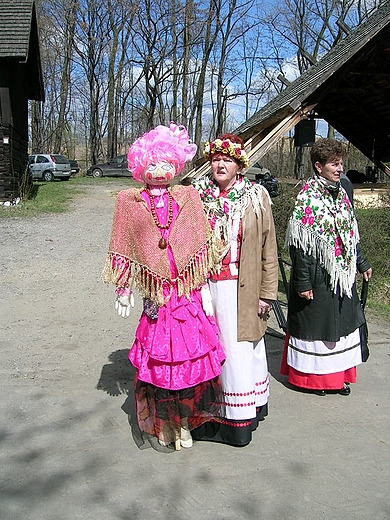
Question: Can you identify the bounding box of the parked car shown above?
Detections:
[69,159,80,175]
[86,155,132,178]
[245,162,271,181]
[28,154,71,181]
[245,162,280,198]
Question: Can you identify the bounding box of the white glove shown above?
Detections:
[201,285,213,317]
[115,292,135,318]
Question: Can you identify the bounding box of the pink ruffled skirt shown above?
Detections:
[129,287,226,390]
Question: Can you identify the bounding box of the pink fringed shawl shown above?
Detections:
[103,185,220,305]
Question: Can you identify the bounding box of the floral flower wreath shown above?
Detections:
[203,138,249,168]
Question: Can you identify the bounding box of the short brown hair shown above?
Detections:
[310,138,346,169]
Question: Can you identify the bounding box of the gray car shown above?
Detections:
[29,154,71,181]
[86,155,132,178]
[244,162,271,181]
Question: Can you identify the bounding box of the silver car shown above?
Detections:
[28,154,71,181]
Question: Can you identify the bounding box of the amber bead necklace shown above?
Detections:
[145,187,173,249]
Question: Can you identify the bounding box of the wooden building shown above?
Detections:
[234,1,390,176]
[0,0,44,202]
[188,2,390,180]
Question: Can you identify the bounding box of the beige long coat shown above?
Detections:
[237,195,279,342]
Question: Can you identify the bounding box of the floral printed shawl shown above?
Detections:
[193,175,271,265]
[285,175,360,298]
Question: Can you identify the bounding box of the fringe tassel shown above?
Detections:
[103,252,170,306]
[102,253,133,289]
[204,184,268,270]
[103,245,215,306]
[248,184,270,217]
[285,220,357,298]
[177,243,212,299]
[133,264,169,307]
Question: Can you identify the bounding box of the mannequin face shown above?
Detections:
[142,161,176,186]
[315,157,343,183]
[210,153,242,191]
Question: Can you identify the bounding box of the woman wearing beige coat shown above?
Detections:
[192,133,279,446]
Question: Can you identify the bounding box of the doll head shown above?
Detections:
[127,123,197,183]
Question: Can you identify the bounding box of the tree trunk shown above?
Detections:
[53,0,77,153]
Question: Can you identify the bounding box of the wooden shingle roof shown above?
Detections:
[0,0,35,58]
[0,0,44,100]
[234,1,390,172]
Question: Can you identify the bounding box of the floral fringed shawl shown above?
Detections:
[103,185,221,306]
[193,175,272,266]
[285,176,360,298]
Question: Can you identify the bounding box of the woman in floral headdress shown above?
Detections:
[103,123,225,450]
[192,133,279,447]
[281,138,372,396]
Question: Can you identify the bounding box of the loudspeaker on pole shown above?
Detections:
[294,119,316,147]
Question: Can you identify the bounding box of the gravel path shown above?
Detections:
[1,181,137,384]
[1,181,389,520]
[0,181,146,518]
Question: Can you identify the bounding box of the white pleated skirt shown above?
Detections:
[209,279,269,421]
[287,328,362,375]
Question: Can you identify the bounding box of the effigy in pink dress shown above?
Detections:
[105,186,225,446]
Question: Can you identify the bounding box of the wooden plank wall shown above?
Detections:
[0,80,28,201]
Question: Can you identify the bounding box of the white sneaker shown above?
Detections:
[180,427,193,448]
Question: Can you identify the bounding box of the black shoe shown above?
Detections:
[314,390,326,396]
[338,384,351,396]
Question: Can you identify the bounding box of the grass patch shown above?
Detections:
[0,179,84,218]
[355,206,390,318]
[0,176,137,219]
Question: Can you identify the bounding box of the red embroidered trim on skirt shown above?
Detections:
[222,400,256,408]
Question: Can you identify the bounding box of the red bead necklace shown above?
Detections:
[145,187,173,249]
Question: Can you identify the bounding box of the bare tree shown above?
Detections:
[188,0,220,147]
[73,0,110,164]
[180,0,194,129]
[210,0,257,136]
[106,0,134,159]
[265,0,382,73]
[129,0,175,130]
[32,0,66,151]
[31,0,384,169]
[30,100,44,153]
[53,0,78,153]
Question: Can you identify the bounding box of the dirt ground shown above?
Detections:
[1,180,389,520]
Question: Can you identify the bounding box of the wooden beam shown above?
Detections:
[244,107,316,166]
[183,105,317,181]
[336,17,351,35]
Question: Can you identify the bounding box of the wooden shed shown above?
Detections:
[188,2,390,180]
[0,0,44,202]
[233,1,390,176]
